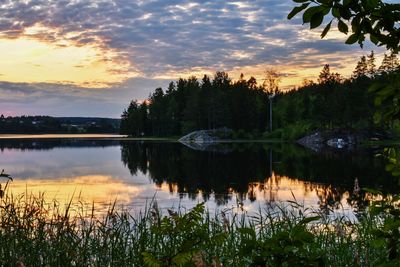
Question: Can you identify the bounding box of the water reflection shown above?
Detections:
[121,142,396,209]
[121,142,270,205]
[0,139,397,216]
[0,138,120,151]
[8,175,142,213]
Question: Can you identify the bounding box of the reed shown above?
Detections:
[0,189,398,266]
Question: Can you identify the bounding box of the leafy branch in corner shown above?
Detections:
[288,0,400,52]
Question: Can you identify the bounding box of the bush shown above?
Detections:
[263,122,313,141]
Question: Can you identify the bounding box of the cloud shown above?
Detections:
[0,0,378,78]
[0,78,170,117]
[0,0,387,116]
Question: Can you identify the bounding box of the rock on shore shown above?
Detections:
[297,129,386,152]
[178,128,232,143]
[178,128,233,152]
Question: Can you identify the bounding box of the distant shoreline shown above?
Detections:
[1,133,398,146]
[0,134,282,142]
[0,134,126,139]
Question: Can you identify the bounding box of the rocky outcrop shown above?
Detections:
[178,128,232,143]
[178,128,233,152]
[179,130,217,143]
[297,132,326,152]
[297,129,384,152]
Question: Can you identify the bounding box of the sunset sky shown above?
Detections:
[0,0,386,117]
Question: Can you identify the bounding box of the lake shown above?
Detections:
[0,136,397,218]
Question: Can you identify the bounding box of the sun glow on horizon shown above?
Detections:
[0,24,383,93]
[8,175,142,208]
[154,58,362,92]
[0,26,136,87]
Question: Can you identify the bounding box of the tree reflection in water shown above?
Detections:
[120,142,399,212]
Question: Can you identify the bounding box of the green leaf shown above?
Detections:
[293,0,309,3]
[284,245,299,253]
[371,238,386,248]
[172,251,195,266]
[322,6,331,16]
[287,3,310,20]
[351,14,361,32]
[339,7,352,20]
[368,82,384,93]
[299,216,321,224]
[310,12,324,29]
[338,20,349,34]
[343,0,352,6]
[142,252,162,267]
[362,0,379,10]
[370,34,379,45]
[303,6,323,23]
[391,169,400,176]
[211,233,227,245]
[332,7,340,18]
[292,228,314,243]
[385,164,395,172]
[345,33,359,44]
[238,227,256,240]
[369,0,379,8]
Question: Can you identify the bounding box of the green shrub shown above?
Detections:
[263,122,313,141]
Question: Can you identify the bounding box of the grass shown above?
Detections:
[0,190,399,267]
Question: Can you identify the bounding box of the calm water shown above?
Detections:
[0,137,397,217]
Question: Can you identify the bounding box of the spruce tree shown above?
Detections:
[318,64,342,84]
[378,53,399,73]
[367,51,376,77]
[352,56,368,79]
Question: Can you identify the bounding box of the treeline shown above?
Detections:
[270,51,399,139]
[121,51,400,138]
[0,115,119,134]
[120,72,270,136]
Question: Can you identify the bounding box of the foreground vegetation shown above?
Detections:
[0,187,399,266]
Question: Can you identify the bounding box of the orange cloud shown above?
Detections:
[0,24,137,88]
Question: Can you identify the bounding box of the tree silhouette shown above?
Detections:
[120,62,397,138]
[263,68,281,93]
[367,51,376,77]
[318,64,342,85]
[378,52,400,74]
[352,56,368,80]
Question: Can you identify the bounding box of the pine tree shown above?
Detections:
[352,56,368,79]
[166,81,176,94]
[378,52,399,74]
[388,52,400,71]
[318,64,342,84]
[318,64,331,84]
[379,53,390,73]
[138,102,148,136]
[367,51,376,77]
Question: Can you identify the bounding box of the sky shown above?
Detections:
[0,0,387,118]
